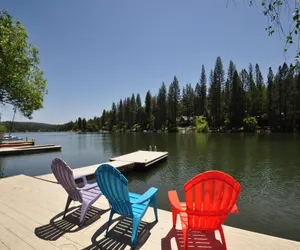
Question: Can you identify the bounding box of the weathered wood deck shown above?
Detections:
[0,174,299,250]
[110,150,168,167]
[0,144,62,156]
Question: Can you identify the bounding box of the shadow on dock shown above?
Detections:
[161,228,224,250]
[35,206,109,241]
[83,217,157,250]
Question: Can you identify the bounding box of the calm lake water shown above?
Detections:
[1,132,300,241]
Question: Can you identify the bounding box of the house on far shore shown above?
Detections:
[177,116,199,127]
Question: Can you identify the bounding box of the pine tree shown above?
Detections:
[82,118,87,131]
[240,69,250,116]
[152,95,158,130]
[182,83,194,117]
[199,65,207,116]
[77,117,82,130]
[157,82,167,129]
[124,97,131,129]
[194,82,201,116]
[267,67,276,128]
[229,71,245,127]
[255,63,266,118]
[168,76,181,127]
[111,102,117,128]
[208,69,215,124]
[211,56,225,126]
[248,63,257,116]
[131,94,137,126]
[145,90,152,129]
[224,61,236,120]
[136,93,143,127]
[118,99,124,128]
[101,110,107,129]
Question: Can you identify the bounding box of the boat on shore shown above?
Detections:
[2,134,23,141]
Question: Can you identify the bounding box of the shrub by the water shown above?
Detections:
[196,116,209,133]
[243,116,258,132]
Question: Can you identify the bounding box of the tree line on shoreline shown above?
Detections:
[6,56,300,133]
[66,56,300,133]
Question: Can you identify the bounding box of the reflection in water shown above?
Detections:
[1,132,300,242]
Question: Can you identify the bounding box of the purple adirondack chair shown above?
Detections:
[51,158,103,227]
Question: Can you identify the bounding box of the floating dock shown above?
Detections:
[110,150,168,167]
[37,150,167,183]
[0,141,34,148]
[0,144,62,156]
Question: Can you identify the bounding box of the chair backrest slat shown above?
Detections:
[51,158,82,202]
[184,170,241,231]
[95,164,133,217]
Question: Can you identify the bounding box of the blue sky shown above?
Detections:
[1,0,296,124]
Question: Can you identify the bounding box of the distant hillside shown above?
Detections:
[1,121,69,132]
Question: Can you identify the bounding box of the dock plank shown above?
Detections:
[0,144,61,156]
[0,223,35,250]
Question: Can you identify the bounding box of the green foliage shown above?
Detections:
[208,56,225,127]
[195,116,209,133]
[82,118,87,131]
[132,123,141,132]
[59,57,300,133]
[168,76,181,126]
[2,121,63,132]
[0,123,6,133]
[157,82,167,129]
[0,10,47,118]
[247,1,300,61]
[224,118,230,129]
[182,83,194,117]
[243,116,258,132]
[145,90,152,127]
[229,71,245,127]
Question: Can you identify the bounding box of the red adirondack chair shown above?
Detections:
[168,170,241,250]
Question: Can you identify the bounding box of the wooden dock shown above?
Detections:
[37,150,167,183]
[0,144,62,156]
[37,160,135,183]
[0,174,299,250]
[0,141,34,148]
[110,150,168,167]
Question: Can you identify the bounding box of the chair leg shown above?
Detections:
[218,226,227,250]
[172,208,177,228]
[182,226,188,250]
[63,196,72,219]
[131,217,140,249]
[151,195,158,221]
[79,202,89,227]
[105,209,114,236]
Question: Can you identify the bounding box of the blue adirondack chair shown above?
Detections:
[95,164,158,248]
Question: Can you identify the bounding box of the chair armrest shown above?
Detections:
[74,175,88,186]
[231,204,238,214]
[168,190,186,212]
[131,187,158,204]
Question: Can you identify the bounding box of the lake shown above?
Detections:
[1,132,300,241]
